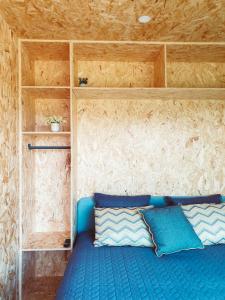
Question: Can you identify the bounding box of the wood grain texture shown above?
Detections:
[0,14,18,300]
[74,43,164,87]
[0,1,225,42]
[22,42,70,86]
[167,45,225,88]
[74,43,163,61]
[22,135,71,249]
[23,232,71,250]
[22,88,70,132]
[167,45,225,63]
[22,251,69,300]
[167,62,225,88]
[74,88,225,100]
[76,61,155,88]
[76,98,225,199]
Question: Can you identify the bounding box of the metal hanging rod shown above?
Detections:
[28,144,71,150]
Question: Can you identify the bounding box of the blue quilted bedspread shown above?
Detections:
[56,231,225,300]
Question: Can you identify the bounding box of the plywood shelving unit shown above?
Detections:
[19,41,75,299]
[19,39,225,299]
[21,42,70,87]
[167,44,225,88]
[73,43,165,88]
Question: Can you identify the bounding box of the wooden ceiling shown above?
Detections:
[0,0,225,42]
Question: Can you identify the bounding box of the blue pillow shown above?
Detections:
[165,194,221,206]
[139,206,204,257]
[94,193,150,208]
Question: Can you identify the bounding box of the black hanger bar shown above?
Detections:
[28,144,71,150]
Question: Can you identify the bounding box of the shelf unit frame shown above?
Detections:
[18,38,225,300]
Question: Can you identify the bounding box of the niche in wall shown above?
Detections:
[74,43,165,88]
[167,45,225,88]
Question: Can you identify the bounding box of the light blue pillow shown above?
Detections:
[139,206,204,257]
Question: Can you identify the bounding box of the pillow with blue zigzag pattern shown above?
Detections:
[182,203,225,246]
[94,206,154,247]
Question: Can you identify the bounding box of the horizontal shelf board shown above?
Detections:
[22,231,71,250]
[21,86,70,89]
[22,247,72,252]
[20,39,225,46]
[22,131,71,135]
[73,87,225,100]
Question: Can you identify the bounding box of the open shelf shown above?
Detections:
[22,231,71,251]
[22,86,70,89]
[22,135,71,250]
[74,43,165,88]
[22,88,70,132]
[22,251,69,299]
[23,131,71,136]
[167,45,225,88]
[22,42,70,86]
[73,87,225,100]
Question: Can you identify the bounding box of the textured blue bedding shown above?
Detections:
[57,231,225,300]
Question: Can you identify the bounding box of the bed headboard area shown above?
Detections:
[77,196,225,233]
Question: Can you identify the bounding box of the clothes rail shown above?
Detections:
[28,144,71,150]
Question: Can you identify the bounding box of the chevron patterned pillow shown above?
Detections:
[182,203,225,246]
[94,206,154,247]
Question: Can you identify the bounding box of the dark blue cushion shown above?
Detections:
[94,193,150,208]
[165,194,221,206]
[139,206,204,257]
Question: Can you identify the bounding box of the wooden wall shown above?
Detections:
[77,98,225,198]
[0,14,18,299]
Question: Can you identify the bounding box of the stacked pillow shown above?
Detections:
[94,206,154,247]
[182,202,225,246]
[139,206,204,257]
[94,193,153,247]
[93,193,224,257]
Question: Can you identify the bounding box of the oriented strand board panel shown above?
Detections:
[22,251,69,300]
[76,61,154,87]
[167,62,225,88]
[0,1,225,41]
[22,42,70,86]
[74,43,165,87]
[0,14,18,300]
[74,43,163,62]
[76,98,225,199]
[74,88,225,101]
[167,45,225,88]
[22,135,71,249]
[22,89,70,132]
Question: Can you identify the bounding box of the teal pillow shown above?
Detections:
[139,206,204,257]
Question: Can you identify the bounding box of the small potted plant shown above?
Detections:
[79,77,88,87]
[46,116,65,132]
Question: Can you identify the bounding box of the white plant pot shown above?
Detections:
[51,122,60,132]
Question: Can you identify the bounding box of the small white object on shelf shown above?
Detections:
[51,122,60,132]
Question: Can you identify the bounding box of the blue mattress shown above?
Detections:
[57,231,225,300]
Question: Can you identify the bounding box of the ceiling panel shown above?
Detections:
[0,0,225,41]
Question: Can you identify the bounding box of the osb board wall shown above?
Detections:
[77,98,225,199]
[22,251,69,300]
[22,94,70,132]
[21,42,70,86]
[22,136,71,235]
[167,62,225,88]
[1,1,225,42]
[0,14,18,300]
[22,251,69,280]
[76,61,154,87]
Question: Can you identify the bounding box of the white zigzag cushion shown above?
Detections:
[182,203,225,246]
[94,206,154,247]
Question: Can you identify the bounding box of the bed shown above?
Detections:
[56,197,225,300]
